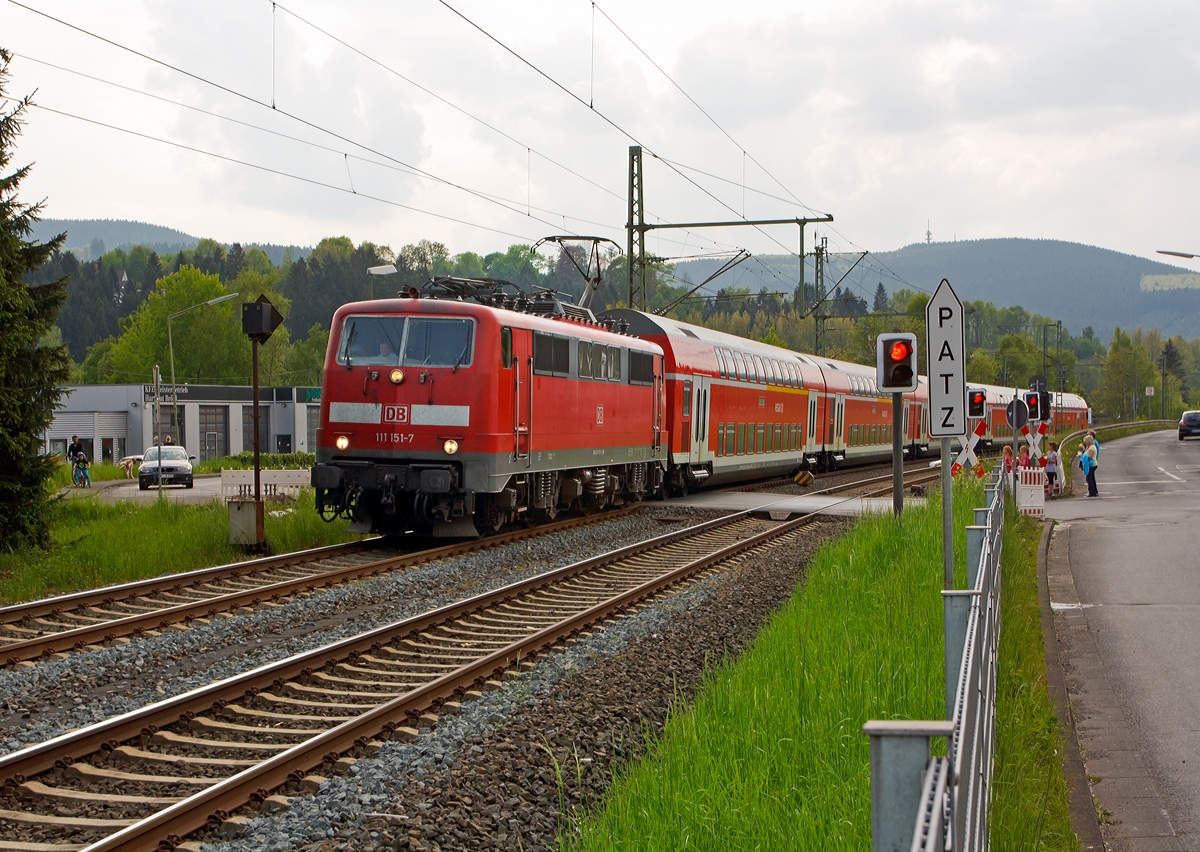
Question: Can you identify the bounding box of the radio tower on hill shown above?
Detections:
[926,220,932,244]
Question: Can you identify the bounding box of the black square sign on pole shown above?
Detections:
[236,295,285,550]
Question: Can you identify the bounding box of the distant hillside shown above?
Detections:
[29,218,309,266]
[675,238,1200,341]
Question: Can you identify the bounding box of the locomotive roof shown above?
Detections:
[331,298,663,353]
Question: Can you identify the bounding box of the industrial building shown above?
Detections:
[44,384,321,464]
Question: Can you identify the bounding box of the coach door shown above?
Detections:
[511,328,532,463]
[689,376,710,465]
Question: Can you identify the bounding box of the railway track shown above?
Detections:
[0,512,632,667]
[0,456,946,669]
[0,463,938,852]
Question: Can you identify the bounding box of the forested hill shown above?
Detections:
[29,218,308,267]
[676,238,1200,340]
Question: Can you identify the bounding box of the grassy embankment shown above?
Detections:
[566,478,1077,851]
[1059,421,1173,495]
[0,489,360,605]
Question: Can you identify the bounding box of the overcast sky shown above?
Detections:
[2,0,1198,267]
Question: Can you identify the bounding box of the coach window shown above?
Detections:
[715,349,727,379]
[724,352,744,381]
[756,424,765,453]
[725,349,738,380]
[682,380,692,419]
[501,327,512,368]
[736,423,746,455]
[717,423,725,455]
[751,355,765,384]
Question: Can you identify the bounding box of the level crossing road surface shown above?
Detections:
[92,473,224,505]
[1048,430,1200,850]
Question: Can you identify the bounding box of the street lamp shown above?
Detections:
[1157,250,1200,259]
[367,264,398,299]
[168,292,239,449]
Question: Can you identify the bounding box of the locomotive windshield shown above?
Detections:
[337,315,475,368]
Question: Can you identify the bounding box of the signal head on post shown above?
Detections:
[968,388,987,418]
[876,332,918,393]
[1023,390,1041,421]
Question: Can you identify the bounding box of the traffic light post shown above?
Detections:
[877,333,918,516]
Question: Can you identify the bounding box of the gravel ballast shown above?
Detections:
[196,517,846,852]
[0,508,722,755]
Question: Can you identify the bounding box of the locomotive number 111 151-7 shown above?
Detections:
[375,432,416,444]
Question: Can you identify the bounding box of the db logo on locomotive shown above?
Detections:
[383,405,410,424]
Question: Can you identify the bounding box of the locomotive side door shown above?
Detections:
[511,327,532,463]
[689,376,709,465]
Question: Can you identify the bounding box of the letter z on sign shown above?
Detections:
[384,405,410,424]
[924,278,966,438]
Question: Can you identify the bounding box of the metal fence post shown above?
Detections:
[942,590,978,720]
[965,525,986,589]
[864,720,957,852]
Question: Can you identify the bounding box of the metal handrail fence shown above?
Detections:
[864,465,1008,852]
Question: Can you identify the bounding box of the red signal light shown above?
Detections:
[888,340,912,362]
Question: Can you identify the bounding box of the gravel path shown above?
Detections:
[195,517,846,852]
[0,507,722,755]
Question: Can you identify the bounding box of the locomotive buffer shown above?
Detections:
[925,279,966,591]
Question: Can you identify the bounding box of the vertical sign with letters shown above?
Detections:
[925,278,967,438]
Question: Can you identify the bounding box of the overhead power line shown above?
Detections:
[590,1,818,216]
[25,102,538,241]
[270,1,625,204]
[4,0,582,238]
[434,0,824,266]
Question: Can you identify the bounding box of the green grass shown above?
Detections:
[48,461,133,490]
[566,477,1077,852]
[566,482,979,851]
[990,504,1076,850]
[0,489,360,604]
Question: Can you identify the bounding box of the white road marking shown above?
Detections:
[1099,480,1186,486]
[1158,467,1184,481]
[1050,602,1095,611]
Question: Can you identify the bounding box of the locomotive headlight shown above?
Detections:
[443,439,459,455]
[335,435,350,450]
[389,368,405,384]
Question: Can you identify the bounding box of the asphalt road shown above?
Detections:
[1049,429,1200,849]
[90,474,224,505]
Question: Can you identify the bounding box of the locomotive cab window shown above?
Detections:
[337,315,474,368]
[534,333,570,376]
[628,350,656,385]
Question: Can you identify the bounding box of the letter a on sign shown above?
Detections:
[925,279,966,438]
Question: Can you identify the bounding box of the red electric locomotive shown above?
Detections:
[311,286,667,537]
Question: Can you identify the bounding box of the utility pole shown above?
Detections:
[1162,352,1168,420]
[814,237,828,356]
[626,146,647,310]
[624,146,832,311]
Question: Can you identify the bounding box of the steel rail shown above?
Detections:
[0,510,634,666]
[0,509,739,785]
[81,504,835,852]
[0,539,382,623]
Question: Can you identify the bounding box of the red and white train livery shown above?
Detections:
[311,296,1089,537]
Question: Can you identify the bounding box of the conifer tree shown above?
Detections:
[0,49,71,549]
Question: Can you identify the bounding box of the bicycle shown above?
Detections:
[72,457,91,488]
